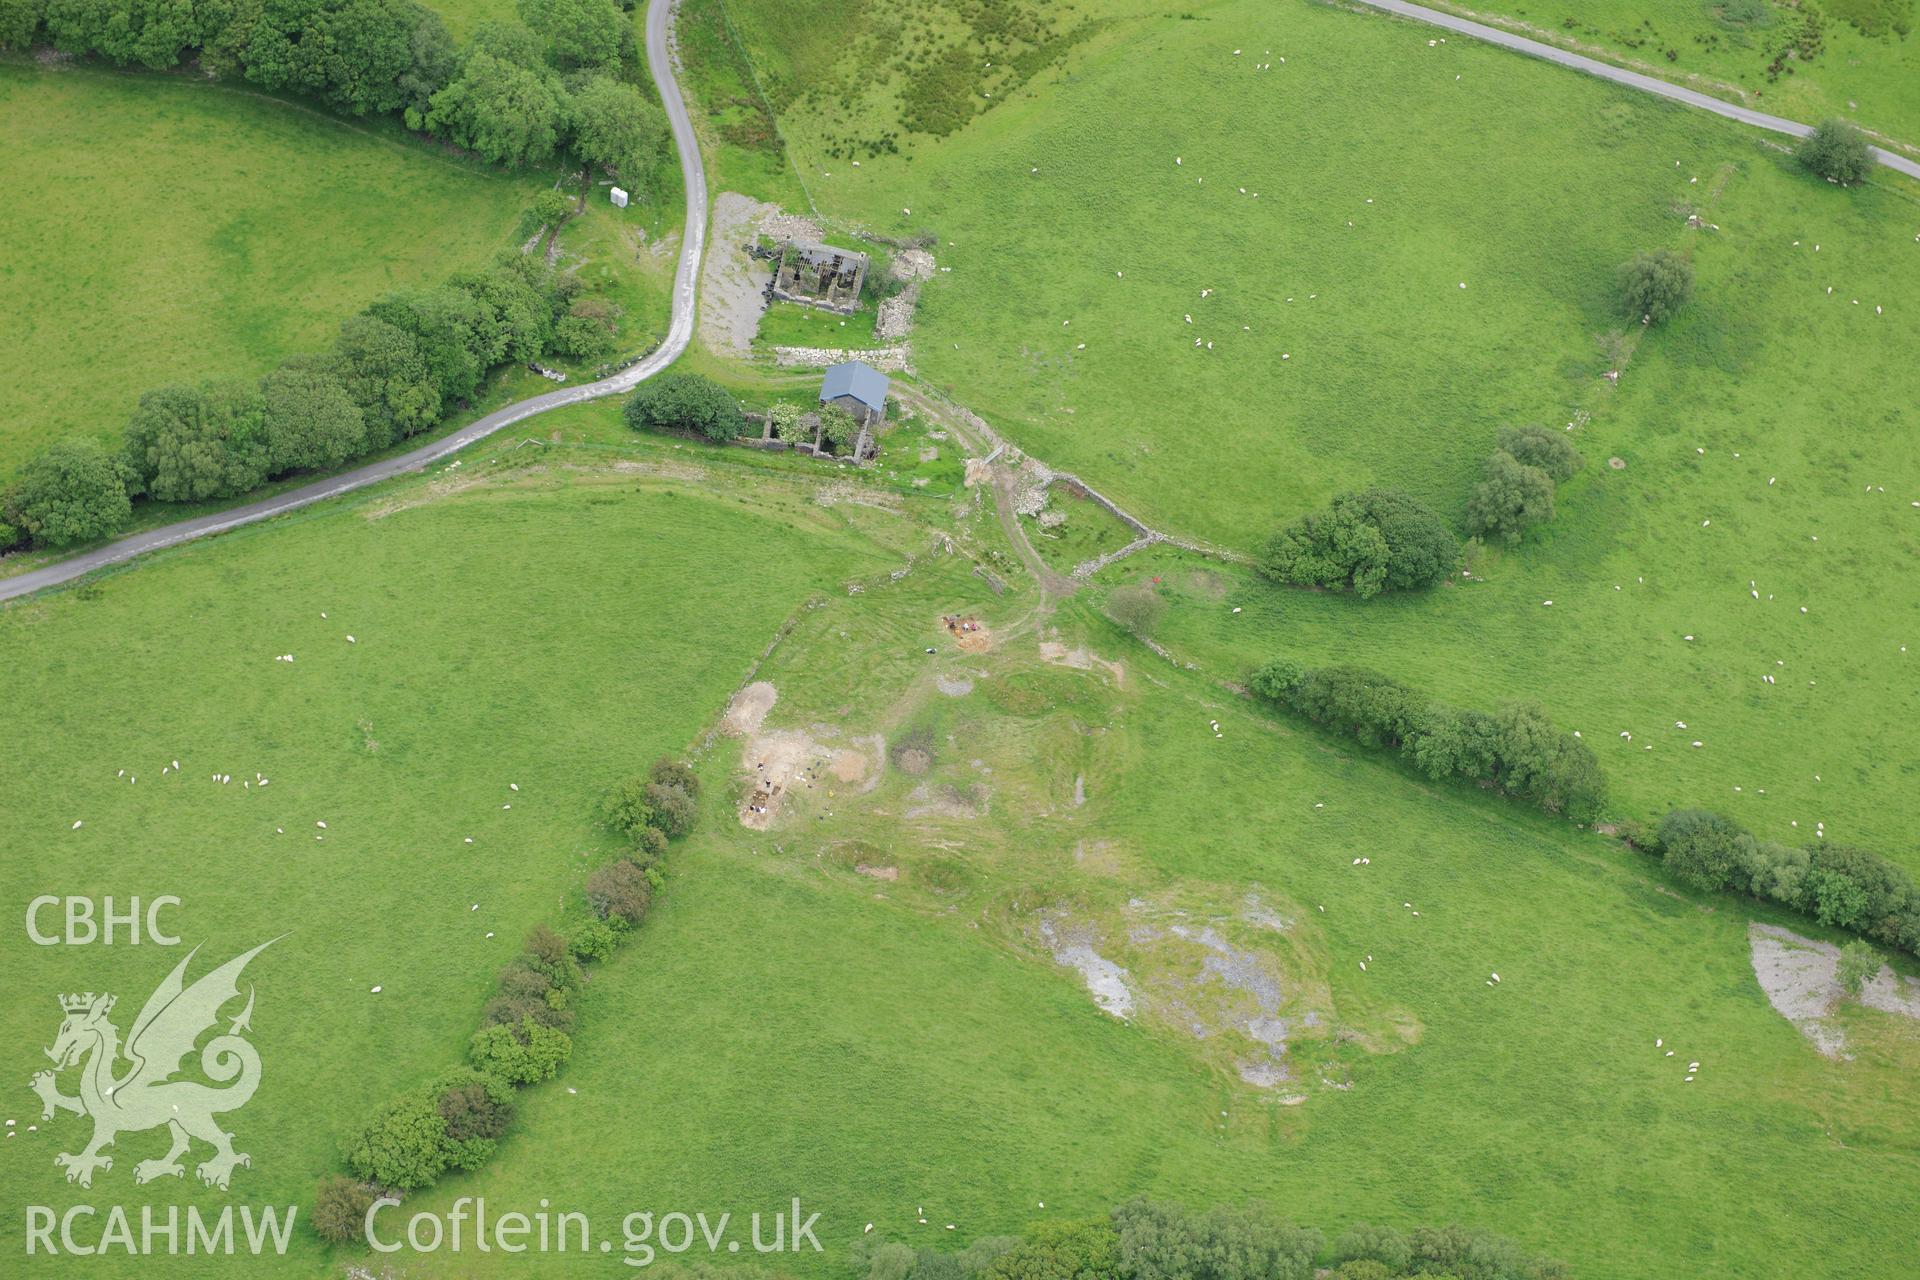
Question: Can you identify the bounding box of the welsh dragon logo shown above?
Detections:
[30,940,276,1190]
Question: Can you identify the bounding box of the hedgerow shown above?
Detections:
[1635,809,1920,957]
[849,1200,1565,1280]
[1,254,587,550]
[1250,658,1607,822]
[315,756,699,1243]
[0,0,672,554]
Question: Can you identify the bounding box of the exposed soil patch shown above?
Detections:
[830,750,868,783]
[737,727,872,829]
[1749,922,1920,1057]
[904,782,990,820]
[934,673,974,697]
[605,458,706,482]
[723,681,778,736]
[362,467,500,519]
[942,614,992,652]
[1071,839,1130,878]
[814,481,904,513]
[1029,891,1412,1094]
[856,863,899,881]
[1039,640,1124,686]
[895,748,931,775]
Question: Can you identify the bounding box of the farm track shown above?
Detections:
[890,380,1244,601]
[0,0,707,605]
[1350,0,1920,178]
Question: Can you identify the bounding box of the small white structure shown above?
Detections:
[609,186,630,209]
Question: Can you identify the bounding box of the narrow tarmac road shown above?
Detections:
[0,0,708,605]
[1353,0,1920,180]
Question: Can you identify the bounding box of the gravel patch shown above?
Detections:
[1040,917,1134,1019]
[760,209,825,242]
[698,193,776,356]
[1240,894,1294,933]
[890,248,936,282]
[1749,922,1920,1057]
[876,286,919,341]
[723,681,777,736]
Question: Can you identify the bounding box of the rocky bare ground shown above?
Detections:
[1749,922,1920,1057]
[698,193,776,356]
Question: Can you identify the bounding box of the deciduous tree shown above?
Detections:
[1619,249,1693,325]
[426,48,564,167]
[122,380,272,502]
[518,0,620,68]
[6,437,131,547]
[1798,119,1873,185]
[1496,425,1583,482]
[332,312,440,447]
[567,73,668,188]
[260,357,368,474]
[623,373,742,441]
[1465,449,1555,543]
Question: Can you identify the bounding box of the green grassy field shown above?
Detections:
[728,0,1739,546]
[1111,150,1920,867]
[419,0,520,41]
[703,0,1920,863]
[380,558,1920,1280]
[756,299,883,350]
[1417,0,1920,150]
[5,0,1919,1275]
[715,0,1920,549]
[0,433,905,1275]
[0,64,544,475]
[2,403,1915,1279]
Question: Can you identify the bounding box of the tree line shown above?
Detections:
[311,756,700,1243]
[1630,808,1920,959]
[0,0,674,556]
[0,0,667,177]
[1249,659,1607,822]
[844,1198,1565,1280]
[0,249,619,550]
[1245,655,1918,958]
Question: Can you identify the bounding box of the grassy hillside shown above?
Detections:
[382,554,1919,1280]
[1,402,1913,1280]
[1112,140,1920,865]
[0,437,900,1276]
[697,0,1920,861]
[4,1,1917,1276]
[0,65,544,474]
[706,0,1726,543]
[1416,0,1920,151]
